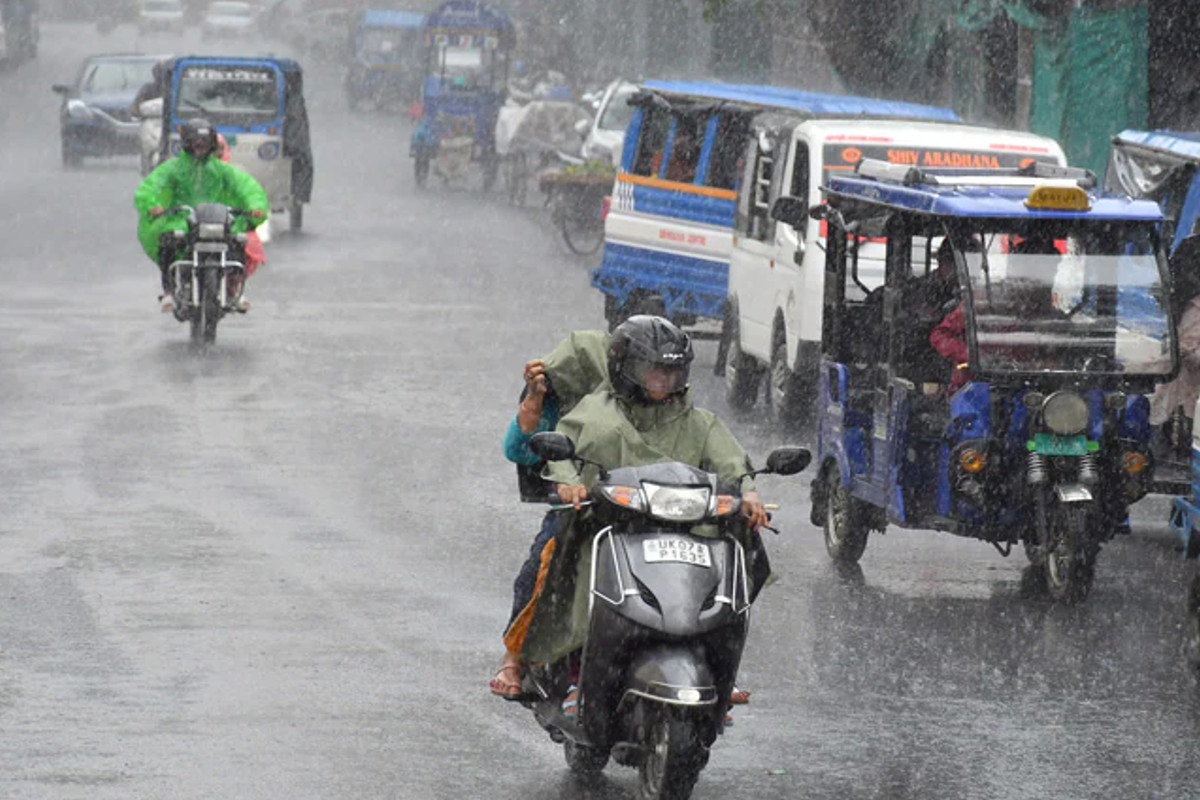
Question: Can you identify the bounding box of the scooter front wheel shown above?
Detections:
[637,711,707,800]
[563,739,608,778]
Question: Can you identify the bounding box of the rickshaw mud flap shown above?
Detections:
[1053,484,1093,503]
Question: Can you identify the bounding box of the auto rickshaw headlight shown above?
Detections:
[1043,391,1089,435]
[1122,451,1150,475]
[257,141,280,160]
[1105,391,1128,411]
[959,448,987,473]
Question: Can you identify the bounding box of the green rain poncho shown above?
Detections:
[133,151,270,262]
[521,386,760,664]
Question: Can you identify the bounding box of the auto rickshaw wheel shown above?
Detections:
[1043,503,1098,604]
[414,150,431,188]
[823,465,870,563]
[290,201,303,232]
[1185,569,1200,677]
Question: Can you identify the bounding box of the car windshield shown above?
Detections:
[177,65,279,124]
[82,60,157,95]
[434,45,493,90]
[598,87,636,132]
[208,2,251,17]
[958,221,1173,376]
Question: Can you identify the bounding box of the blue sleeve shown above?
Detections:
[502,398,560,464]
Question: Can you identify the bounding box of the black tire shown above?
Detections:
[768,338,801,429]
[1043,503,1098,604]
[823,465,870,563]
[557,197,604,255]
[1186,570,1200,677]
[290,201,303,232]
[481,152,499,193]
[724,319,760,410]
[414,150,430,188]
[563,740,609,778]
[61,144,81,169]
[637,711,708,800]
[190,269,221,346]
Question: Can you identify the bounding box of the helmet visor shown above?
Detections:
[628,360,688,396]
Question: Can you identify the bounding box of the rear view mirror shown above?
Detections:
[764,446,811,476]
[529,431,576,462]
[770,195,807,230]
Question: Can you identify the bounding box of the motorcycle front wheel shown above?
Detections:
[637,710,708,800]
[1043,502,1098,604]
[190,269,221,346]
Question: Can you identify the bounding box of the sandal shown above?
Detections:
[489,664,523,699]
[561,684,580,720]
[730,685,751,705]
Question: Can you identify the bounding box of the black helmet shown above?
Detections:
[181,118,218,158]
[608,315,694,403]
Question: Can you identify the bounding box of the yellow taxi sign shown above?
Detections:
[1025,184,1091,211]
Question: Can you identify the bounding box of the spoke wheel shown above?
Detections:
[823,466,869,563]
[637,712,707,800]
[1043,503,1098,604]
[563,740,609,779]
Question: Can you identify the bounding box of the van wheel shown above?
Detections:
[823,466,869,563]
[724,320,760,410]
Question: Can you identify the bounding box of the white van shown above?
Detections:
[722,118,1068,424]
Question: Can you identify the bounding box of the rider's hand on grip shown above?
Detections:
[556,483,588,510]
[740,491,769,531]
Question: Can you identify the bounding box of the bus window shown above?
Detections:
[707,112,751,190]
[632,105,671,177]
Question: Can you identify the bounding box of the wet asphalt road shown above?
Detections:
[2,22,1200,800]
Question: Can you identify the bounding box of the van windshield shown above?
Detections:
[957,221,1172,377]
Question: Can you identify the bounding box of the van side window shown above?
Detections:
[663,114,704,183]
[707,113,750,191]
[789,142,810,233]
[631,105,671,177]
[747,138,775,241]
[734,138,757,235]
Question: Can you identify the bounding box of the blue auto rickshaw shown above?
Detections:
[409,0,514,189]
[803,159,1177,603]
[345,8,425,113]
[160,56,314,231]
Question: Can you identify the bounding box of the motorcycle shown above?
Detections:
[162,204,253,345]
[517,432,810,799]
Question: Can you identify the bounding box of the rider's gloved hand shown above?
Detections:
[556,483,588,510]
[740,491,768,531]
[148,206,165,218]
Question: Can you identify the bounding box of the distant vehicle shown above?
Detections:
[52,53,165,168]
[202,1,256,40]
[580,79,636,165]
[283,7,351,62]
[0,0,38,63]
[344,8,424,111]
[138,0,185,35]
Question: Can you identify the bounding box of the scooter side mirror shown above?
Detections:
[529,431,576,462]
[763,446,811,476]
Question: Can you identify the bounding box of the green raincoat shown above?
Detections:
[522,386,759,664]
[133,151,269,263]
[541,329,610,411]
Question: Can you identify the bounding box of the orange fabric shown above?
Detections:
[503,537,557,658]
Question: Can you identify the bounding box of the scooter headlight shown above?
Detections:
[643,484,711,523]
[1043,391,1089,435]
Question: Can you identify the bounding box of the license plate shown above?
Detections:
[1031,433,1088,456]
[642,538,712,568]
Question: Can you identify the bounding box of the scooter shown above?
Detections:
[518,432,809,800]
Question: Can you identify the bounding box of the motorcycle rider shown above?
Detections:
[508,316,768,717]
[133,118,269,313]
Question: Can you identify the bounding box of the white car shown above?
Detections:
[138,0,185,35]
[202,1,256,40]
[580,79,637,166]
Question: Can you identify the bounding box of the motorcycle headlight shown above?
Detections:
[66,99,93,119]
[1043,391,1089,435]
[198,222,226,240]
[257,141,280,160]
[643,484,711,523]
